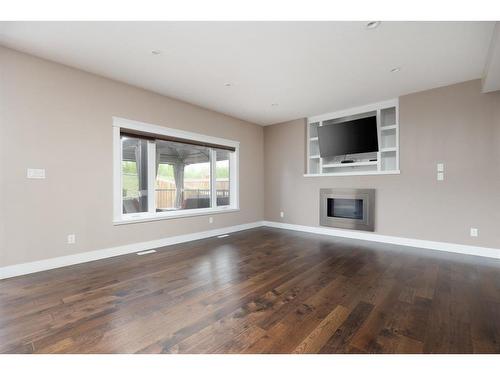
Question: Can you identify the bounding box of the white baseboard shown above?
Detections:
[0,221,264,280]
[262,221,500,260]
[2,220,498,280]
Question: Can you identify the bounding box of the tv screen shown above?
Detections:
[318,116,378,157]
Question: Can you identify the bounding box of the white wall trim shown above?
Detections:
[112,116,240,223]
[482,22,500,93]
[262,221,500,260]
[307,98,398,124]
[3,220,499,280]
[113,207,240,225]
[112,116,240,149]
[0,221,264,280]
[304,170,401,177]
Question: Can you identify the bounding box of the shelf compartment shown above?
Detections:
[380,107,396,127]
[381,152,397,171]
[380,127,397,149]
[322,160,378,168]
[308,157,320,174]
[309,140,320,155]
[309,122,320,138]
[322,164,378,174]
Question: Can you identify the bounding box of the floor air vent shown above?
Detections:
[136,250,157,256]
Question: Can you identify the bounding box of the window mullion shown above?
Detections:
[114,127,123,220]
[147,141,156,214]
[230,149,238,209]
[210,148,217,208]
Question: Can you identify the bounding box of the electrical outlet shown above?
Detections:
[280,211,284,218]
[437,163,444,172]
[67,234,76,244]
[470,228,478,237]
[437,172,444,181]
[208,216,214,224]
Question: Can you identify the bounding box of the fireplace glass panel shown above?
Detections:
[327,198,363,220]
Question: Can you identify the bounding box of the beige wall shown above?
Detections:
[264,80,500,249]
[0,47,264,267]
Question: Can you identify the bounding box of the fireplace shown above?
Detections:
[320,188,375,231]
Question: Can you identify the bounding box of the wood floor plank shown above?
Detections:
[292,305,350,353]
[318,301,374,353]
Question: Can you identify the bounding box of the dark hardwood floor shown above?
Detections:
[1,227,500,354]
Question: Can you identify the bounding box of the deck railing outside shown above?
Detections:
[155,188,230,209]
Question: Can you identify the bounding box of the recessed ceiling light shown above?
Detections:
[366,21,381,30]
[151,50,162,55]
[390,67,401,73]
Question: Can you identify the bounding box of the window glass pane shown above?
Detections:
[184,161,211,209]
[155,140,211,211]
[155,163,176,211]
[216,150,231,206]
[121,136,148,213]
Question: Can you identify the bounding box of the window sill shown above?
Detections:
[113,207,240,225]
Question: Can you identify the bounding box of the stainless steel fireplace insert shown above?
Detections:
[320,188,375,231]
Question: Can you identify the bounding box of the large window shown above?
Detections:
[114,118,239,223]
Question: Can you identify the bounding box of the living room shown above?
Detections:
[1,1,500,373]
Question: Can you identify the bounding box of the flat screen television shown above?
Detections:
[317,116,378,157]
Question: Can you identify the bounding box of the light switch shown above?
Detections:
[437,172,444,181]
[470,228,478,237]
[27,168,46,179]
[437,163,444,172]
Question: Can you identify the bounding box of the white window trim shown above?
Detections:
[112,116,240,225]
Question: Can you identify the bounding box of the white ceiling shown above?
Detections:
[0,21,495,125]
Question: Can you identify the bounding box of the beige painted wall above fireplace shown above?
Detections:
[264,80,500,249]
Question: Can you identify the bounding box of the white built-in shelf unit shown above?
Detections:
[305,99,400,177]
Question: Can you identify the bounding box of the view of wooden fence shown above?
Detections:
[155,178,229,208]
